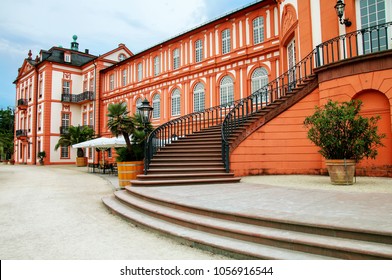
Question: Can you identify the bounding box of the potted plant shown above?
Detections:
[37,151,46,165]
[55,125,95,166]
[107,102,153,187]
[304,99,385,185]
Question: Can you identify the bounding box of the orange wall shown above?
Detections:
[230,89,322,177]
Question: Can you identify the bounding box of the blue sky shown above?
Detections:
[0,0,259,109]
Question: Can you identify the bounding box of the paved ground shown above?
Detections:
[1,164,391,259]
[0,164,229,260]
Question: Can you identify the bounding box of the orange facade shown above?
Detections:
[14,0,392,177]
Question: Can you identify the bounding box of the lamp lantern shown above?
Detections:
[334,0,352,27]
[137,98,153,125]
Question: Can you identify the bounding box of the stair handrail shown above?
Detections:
[145,22,392,174]
[222,21,392,172]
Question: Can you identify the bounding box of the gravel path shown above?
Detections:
[0,165,229,260]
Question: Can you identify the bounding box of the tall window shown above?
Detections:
[222,29,231,54]
[253,17,265,44]
[193,83,205,112]
[136,98,142,112]
[287,39,296,88]
[61,146,69,158]
[152,94,161,119]
[122,69,127,86]
[62,113,70,129]
[195,39,203,63]
[360,0,387,53]
[171,89,181,116]
[137,63,143,82]
[154,56,160,76]
[89,111,93,125]
[173,48,180,70]
[39,76,43,98]
[251,67,269,102]
[220,76,234,105]
[109,74,114,90]
[62,81,70,94]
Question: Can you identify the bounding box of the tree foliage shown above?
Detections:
[0,107,15,160]
[54,125,95,157]
[304,99,385,161]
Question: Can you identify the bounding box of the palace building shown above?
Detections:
[14,0,392,179]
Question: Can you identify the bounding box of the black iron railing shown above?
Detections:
[17,99,28,107]
[16,129,28,138]
[145,22,392,174]
[61,91,94,103]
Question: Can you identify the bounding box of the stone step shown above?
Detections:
[102,195,334,260]
[147,167,227,174]
[130,177,241,186]
[136,172,236,181]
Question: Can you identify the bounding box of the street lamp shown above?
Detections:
[137,98,153,126]
[137,98,154,175]
[334,0,352,27]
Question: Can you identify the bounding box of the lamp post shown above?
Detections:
[137,98,153,175]
[334,0,352,27]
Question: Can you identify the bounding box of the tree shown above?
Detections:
[54,125,95,157]
[107,102,153,161]
[0,107,15,160]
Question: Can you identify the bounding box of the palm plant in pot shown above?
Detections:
[107,102,153,187]
[304,99,385,185]
[55,125,95,166]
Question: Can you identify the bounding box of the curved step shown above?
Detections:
[102,195,336,260]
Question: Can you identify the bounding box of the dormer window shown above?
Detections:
[64,52,71,63]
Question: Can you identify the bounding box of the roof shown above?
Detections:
[39,47,98,67]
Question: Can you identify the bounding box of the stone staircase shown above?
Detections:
[130,126,241,186]
[102,186,392,259]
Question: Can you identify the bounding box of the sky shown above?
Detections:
[0,0,259,109]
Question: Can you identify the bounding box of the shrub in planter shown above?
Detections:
[304,99,385,184]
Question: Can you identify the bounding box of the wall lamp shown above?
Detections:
[334,0,352,27]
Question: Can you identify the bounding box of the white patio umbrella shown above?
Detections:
[72,136,129,165]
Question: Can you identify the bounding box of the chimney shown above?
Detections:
[85,49,89,54]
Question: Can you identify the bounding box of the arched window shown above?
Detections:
[220,76,234,106]
[251,67,269,103]
[171,89,181,116]
[152,94,160,119]
[253,17,264,45]
[193,83,205,112]
[136,98,142,113]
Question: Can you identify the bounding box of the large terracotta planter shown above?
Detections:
[325,159,356,185]
[117,161,144,187]
[76,157,87,167]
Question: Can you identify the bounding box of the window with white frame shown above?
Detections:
[152,94,161,119]
[173,48,180,70]
[253,16,265,45]
[122,69,127,86]
[109,74,114,90]
[251,67,269,103]
[222,29,231,54]
[61,146,69,158]
[359,0,388,53]
[136,98,142,112]
[62,80,70,94]
[193,83,205,112]
[220,76,234,105]
[154,56,160,76]
[137,63,143,81]
[171,89,181,116]
[195,39,203,63]
[64,53,71,63]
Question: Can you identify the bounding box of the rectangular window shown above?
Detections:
[61,146,69,158]
[83,113,87,126]
[253,17,265,45]
[173,49,180,70]
[89,111,93,125]
[62,81,70,94]
[89,78,94,92]
[154,56,160,76]
[62,113,70,128]
[137,63,143,81]
[122,69,127,86]
[39,75,43,98]
[222,29,231,54]
[64,53,71,63]
[195,39,203,63]
[109,74,114,90]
